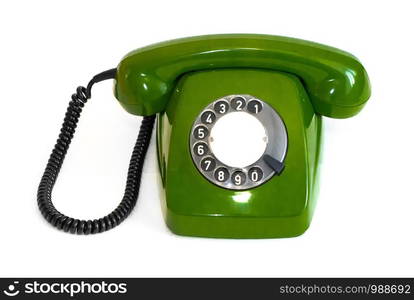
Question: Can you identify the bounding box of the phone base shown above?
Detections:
[157,69,322,238]
[165,210,312,239]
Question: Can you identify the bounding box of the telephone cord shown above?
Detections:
[37,68,156,234]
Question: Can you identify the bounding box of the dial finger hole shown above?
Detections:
[231,171,246,186]
[201,157,216,172]
[214,167,230,182]
[201,110,216,125]
[247,100,263,114]
[193,125,209,140]
[248,167,264,182]
[214,100,229,114]
[230,96,246,111]
[193,142,209,156]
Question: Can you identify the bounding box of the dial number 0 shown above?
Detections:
[248,167,263,182]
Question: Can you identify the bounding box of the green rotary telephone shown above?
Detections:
[38,34,371,238]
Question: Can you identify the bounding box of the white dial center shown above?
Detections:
[209,112,267,168]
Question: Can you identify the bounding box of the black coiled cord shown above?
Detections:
[37,68,155,234]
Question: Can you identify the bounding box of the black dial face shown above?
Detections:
[189,94,288,190]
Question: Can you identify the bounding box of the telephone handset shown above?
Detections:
[38,34,371,238]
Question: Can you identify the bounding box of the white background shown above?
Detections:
[0,0,413,277]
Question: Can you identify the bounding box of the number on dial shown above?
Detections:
[193,126,208,140]
[248,167,263,182]
[193,142,208,156]
[214,167,230,182]
[247,100,263,114]
[230,97,246,111]
[201,157,216,172]
[231,171,246,186]
[201,111,216,124]
[214,100,229,114]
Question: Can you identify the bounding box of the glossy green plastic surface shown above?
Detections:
[157,69,322,238]
[114,34,370,118]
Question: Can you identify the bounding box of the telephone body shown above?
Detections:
[156,69,320,238]
[38,34,371,237]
